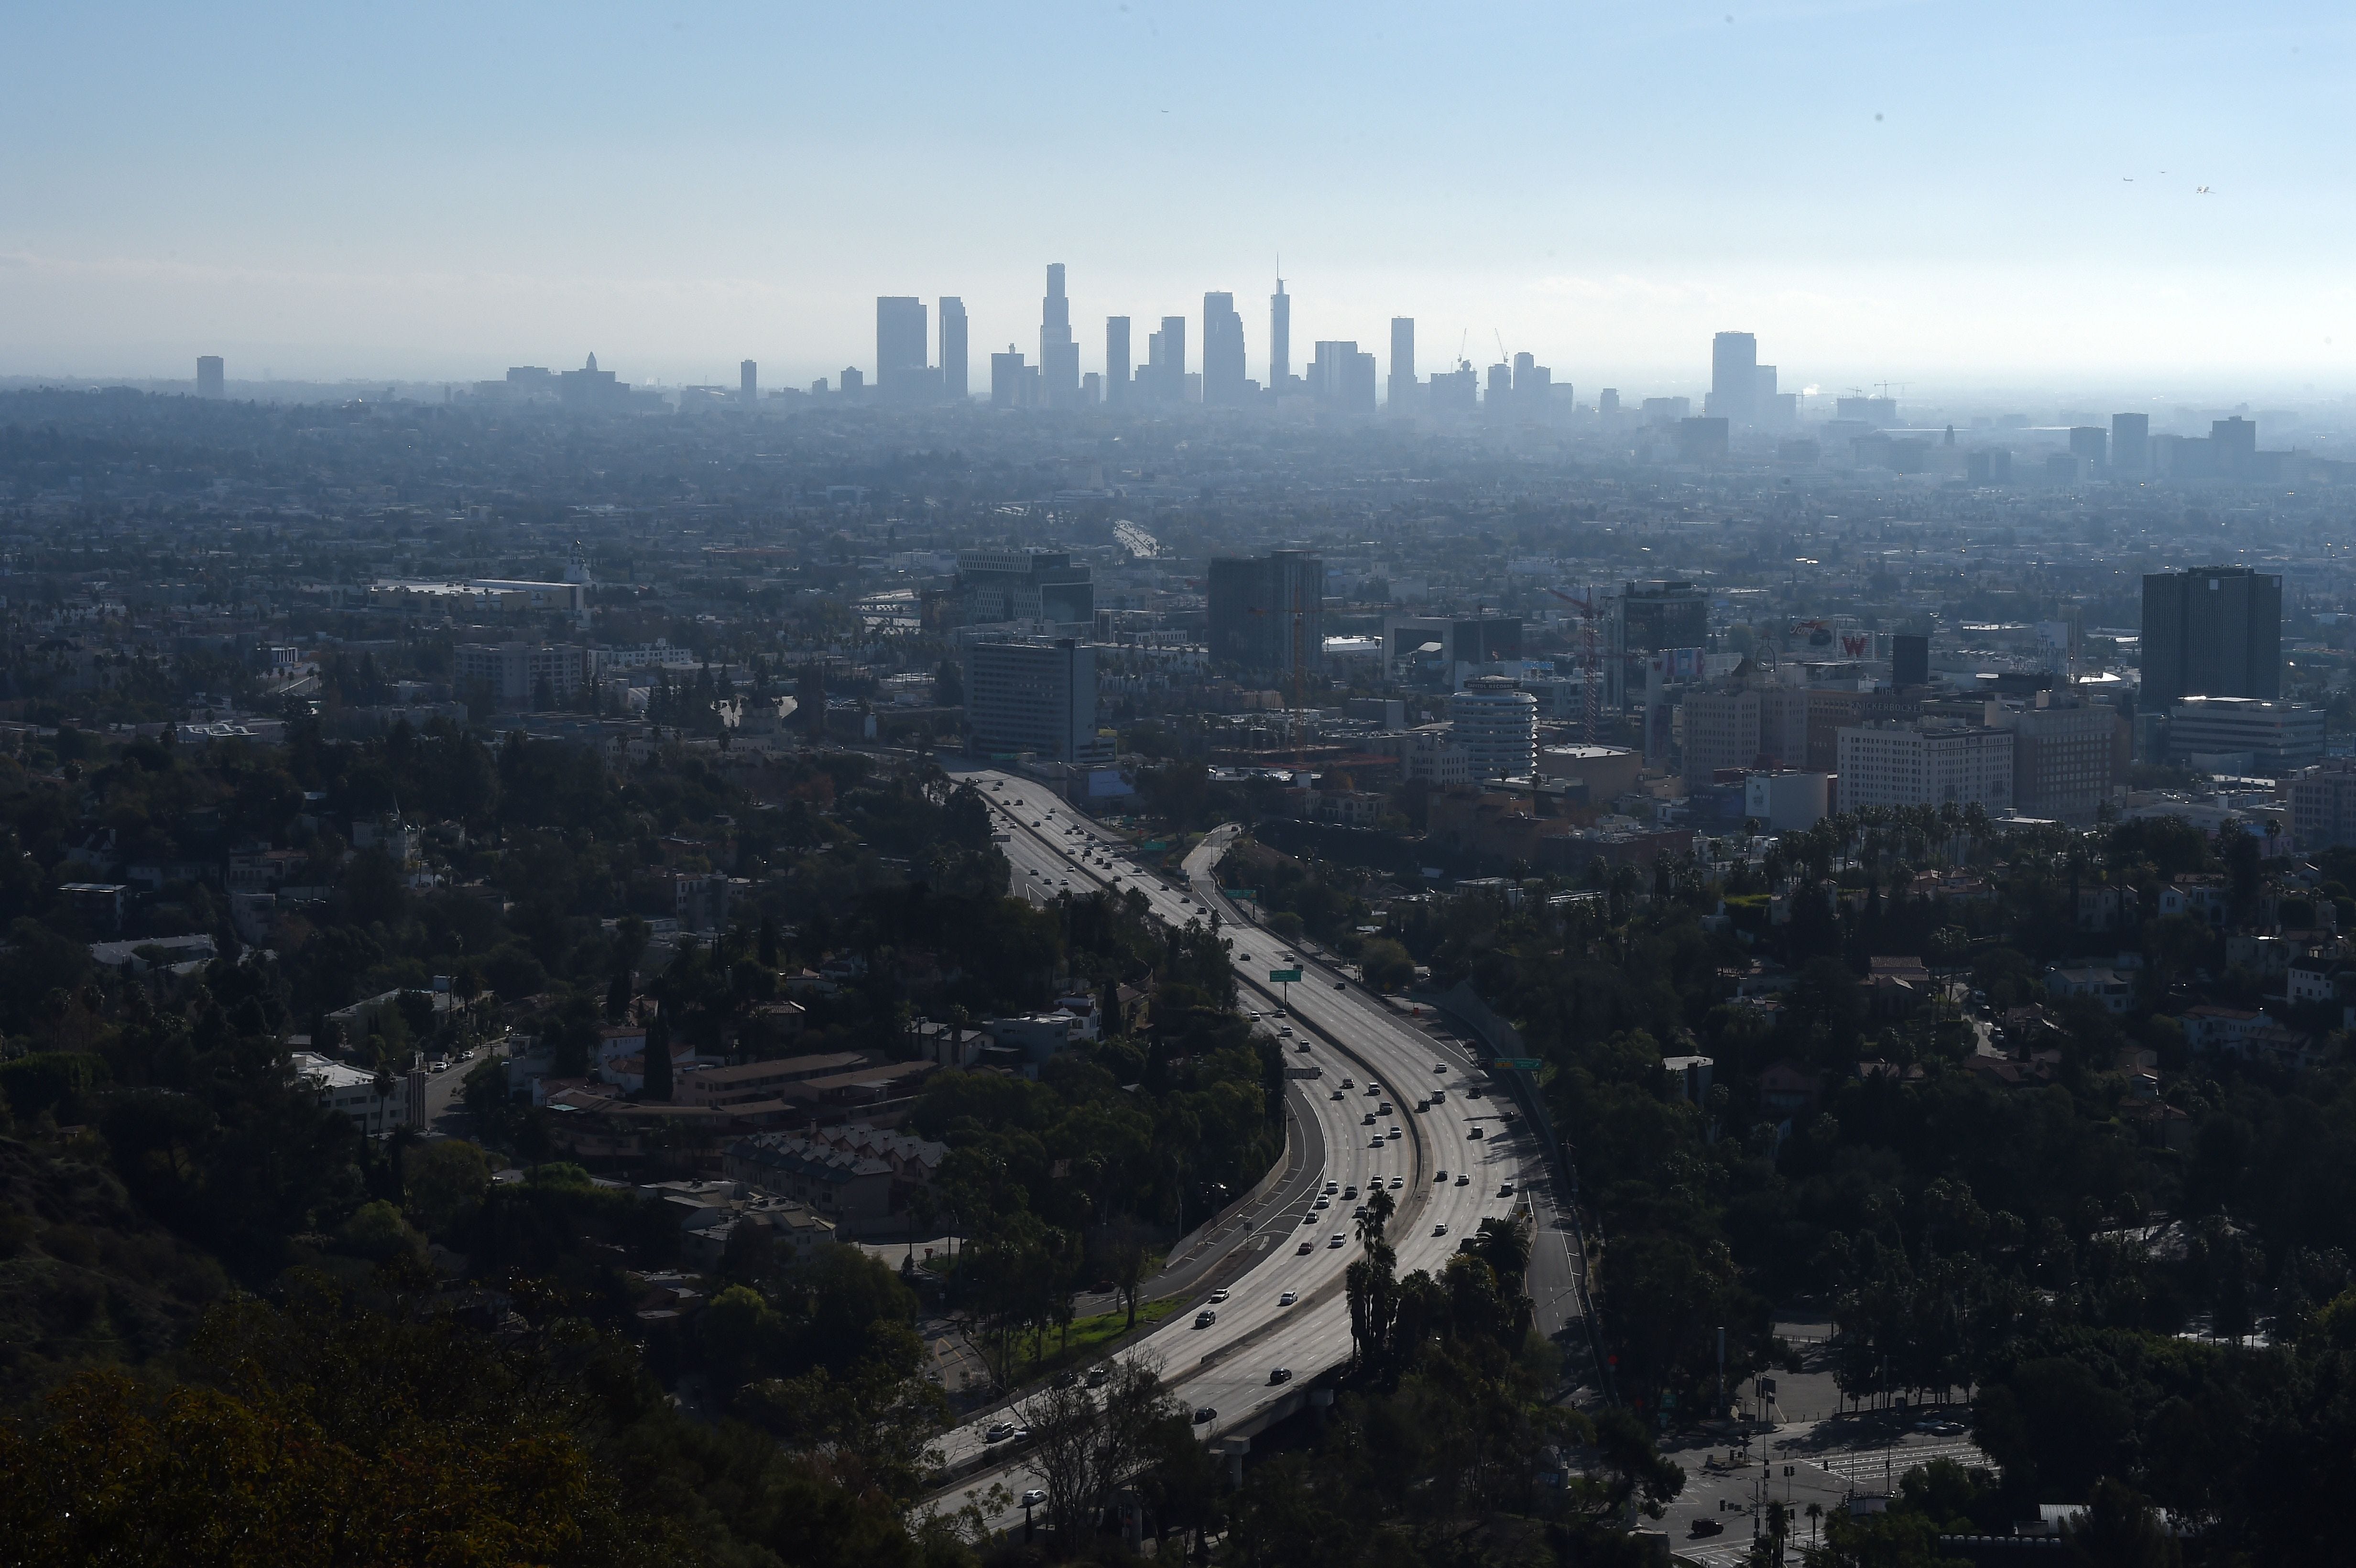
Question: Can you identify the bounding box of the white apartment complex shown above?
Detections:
[1836,721,2014,811]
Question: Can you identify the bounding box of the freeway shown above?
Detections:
[934,766,1539,1512]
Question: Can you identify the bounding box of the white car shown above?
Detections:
[1209,1287,1229,1303]
[1328,1233,1345,1248]
[1021,1489,1046,1507]
[1279,1290,1298,1307]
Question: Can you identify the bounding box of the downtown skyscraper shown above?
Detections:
[1388,317,1415,410]
[1104,316,1131,404]
[1039,264,1080,407]
[1269,275,1291,394]
[1202,292,1247,406]
[875,297,928,401]
[938,297,968,401]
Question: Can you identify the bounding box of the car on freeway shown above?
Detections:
[985,1422,1017,1444]
[1279,1290,1298,1307]
[1330,1089,1345,1101]
[1194,1309,1217,1328]
[1239,953,1252,961]
[1362,1112,1377,1126]
[1389,1176,1403,1188]
[1433,1063,1448,1073]
[1296,1040,1312,1053]
[1328,1233,1345,1248]
[1431,1088,1446,1102]
[1465,1087,1484,1099]
[1343,1184,1357,1198]
[1086,1366,1111,1388]
[1268,1367,1293,1385]
[1193,1407,1216,1424]
[1416,1098,1430,1112]
[1278,1025,1293,1037]
[1434,1170,1447,1182]
[1377,1100,1393,1113]
[1369,1137,1385,1149]
[1333,980,1347,990]
[1352,1204,1367,1219]
[1387,1127,1401,1139]
[1499,1182,1516,1197]
[1297,1240,1314,1254]
[1339,1077,1353,1089]
[1314,1196,1330,1209]
[1433,1223,1449,1237]
[1209,1287,1230,1303]
[1021,1489,1046,1508]
[1301,1213,1318,1225]
[1469,1126,1486,1140]
[1454,1174,1470,1186]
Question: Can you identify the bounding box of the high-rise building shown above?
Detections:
[1310,342,1376,412]
[2112,413,2150,474]
[1450,677,1539,781]
[938,297,968,401]
[1388,317,1416,410]
[875,297,928,401]
[964,639,1106,762]
[1891,633,1930,688]
[1598,389,1620,416]
[2069,426,2108,467]
[1104,316,1131,404]
[1145,315,1187,402]
[1486,363,1511,408]
[2212,416,2258,477]
[2288,759,2356,851]
[1207,550,1324,678]
[1681,683,1808,783]
[955,549,1093,627]
[740,360,758,403]
[990,346,1029,408]
[1991,696,2124,821]
[1269,276,1291,393]
[1803,687,1922,773]
[2142,566,2282,707]
[1836,721,2014,811]
[1040,263,1080,407]
[196,356,225,398]
[1202,292,1247,406]
[1707,331,1757,423]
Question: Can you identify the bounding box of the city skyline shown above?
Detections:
[8,4,2356,393]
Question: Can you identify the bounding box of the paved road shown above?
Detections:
[937,772,1540,1517]
[1657,1422,1989,1563]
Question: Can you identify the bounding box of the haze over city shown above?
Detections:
[14,6,2356,1567]
[8,2,2356,396]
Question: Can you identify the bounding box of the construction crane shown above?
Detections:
[1544,585,1603,744]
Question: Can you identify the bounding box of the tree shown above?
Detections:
[643,1011,674,1102]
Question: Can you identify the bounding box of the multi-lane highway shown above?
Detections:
[933,765,1544,1512]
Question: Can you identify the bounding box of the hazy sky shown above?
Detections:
[6,2,2354,399]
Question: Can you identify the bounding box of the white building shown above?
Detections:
[1366,727,1472,787]
[2167,697,2326,777]
[1835,721,2014,812]
[291,1051,421,1137]
[1744,771,1829,832]
[963,638,1109,762]
[1448,676,1538,781]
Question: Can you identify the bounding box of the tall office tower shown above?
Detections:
[2111,412,2150,474]
[1201,292,1247,406]
[963,638,1107,762]
[1269,276,1291,392]
[2069,426,2107,467]
[740,360,757,403]
[1104,316,1131,404]
[955,548,1094,626]
[1040,263,1080,407]
[2212,416,2258,476]
[1207,550,1325,678]
[990,347,1028,408]
[1891,633,1930,688]
[1387,317,1416,409]
[1310,342,1376,412]
[938,297,968,401]
[875,297,928,401]
[1485,362,1511,409]
[1707,331,1758,422]
[2143,566,2283,707]
[1511,351,1550,413]
[1449,677,1539,781]
[1598,389,1621,415]
[196,356,225,398]
[1145,315,1187,402]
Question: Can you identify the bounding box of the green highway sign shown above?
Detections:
[1493,1058,1545,1071]
[1228,888,1259,899]
[1269,969,1304,983]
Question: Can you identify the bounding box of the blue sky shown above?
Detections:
[5,1,2353,399]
